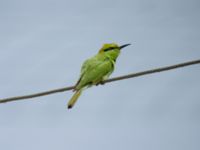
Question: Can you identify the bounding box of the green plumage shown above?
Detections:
[67,43,130,109]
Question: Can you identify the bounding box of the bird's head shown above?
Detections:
[98,43,130,60]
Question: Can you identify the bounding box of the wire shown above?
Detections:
[0,59,200,104]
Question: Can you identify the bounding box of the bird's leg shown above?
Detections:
[95,81,105,86]
[100,81,105,85]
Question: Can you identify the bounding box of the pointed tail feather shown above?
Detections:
[67,90,82,109]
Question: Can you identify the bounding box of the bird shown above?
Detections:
[67,43,130,109]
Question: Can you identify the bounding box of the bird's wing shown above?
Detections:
[74,57,100,88]
[76,58,114,89]
[80,59,94,77]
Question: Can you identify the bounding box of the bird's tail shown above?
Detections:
[67,89,82,109]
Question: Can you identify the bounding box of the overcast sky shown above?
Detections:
[0,0,200,150]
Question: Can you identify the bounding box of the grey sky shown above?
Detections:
[0,0,200,150]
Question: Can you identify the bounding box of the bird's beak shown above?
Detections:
[119,44,131,50]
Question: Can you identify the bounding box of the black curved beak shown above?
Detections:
[119,44,131,50]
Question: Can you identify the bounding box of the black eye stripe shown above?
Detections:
[104,47,115,52]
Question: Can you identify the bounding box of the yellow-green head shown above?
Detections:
[99,43,131,61]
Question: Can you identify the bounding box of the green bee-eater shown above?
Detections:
[68,43,130,109]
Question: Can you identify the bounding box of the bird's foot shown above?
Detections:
[96,81,105,86]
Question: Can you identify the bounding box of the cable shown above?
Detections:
[0,59,200,104]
